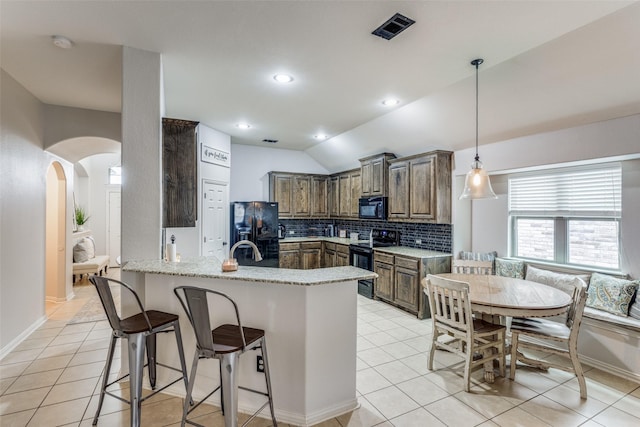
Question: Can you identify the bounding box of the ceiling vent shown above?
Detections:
[262,139,278,144]
[372,13,415,40]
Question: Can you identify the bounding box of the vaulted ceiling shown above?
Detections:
[2,1,639,172]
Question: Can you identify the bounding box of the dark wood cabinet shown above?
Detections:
[373,250,451,318]
[311,176,329,217]
[293,176,311,217]
[388,151,452,224]
[270,172,328,219]
[323,242,336,267]
[162,118,199,227]
[270,174,293,217]
[360,153,395,197]
[374,253,394,301]
[329,176,339,217]
[335,244,350,266]
[279,242,300,269]
[388,160,410,220]
[349,169,361,217]
[338,173,351,217]
[394,256,421,311]
[301,242,322,269]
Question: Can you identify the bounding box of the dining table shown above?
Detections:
[427,273,573,383]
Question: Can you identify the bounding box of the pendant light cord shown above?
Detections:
[471,58,483,163]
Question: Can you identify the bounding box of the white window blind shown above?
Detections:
[509,165,621,218]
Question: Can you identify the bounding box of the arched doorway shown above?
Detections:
[45,162,67,303]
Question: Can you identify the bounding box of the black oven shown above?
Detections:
[359,197,387,220]
[349,229,400,299]
[350,244,375,298]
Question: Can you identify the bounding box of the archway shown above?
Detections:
[45,162,67,304]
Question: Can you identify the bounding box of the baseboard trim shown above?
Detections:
[0,315,48,360]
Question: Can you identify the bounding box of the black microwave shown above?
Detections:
[358,197,387,220]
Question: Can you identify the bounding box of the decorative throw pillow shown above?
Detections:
[525,265,589,296]
[586,273,639,317]
[73,237,96,263]
[459,251,498,262]
[495,258,526,279]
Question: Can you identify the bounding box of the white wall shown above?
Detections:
[43,104,121,149]
[454,114,640,278]
[230,144,330,202]
[1,70,48,351]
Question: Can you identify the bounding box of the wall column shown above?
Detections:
[121,47,163,299]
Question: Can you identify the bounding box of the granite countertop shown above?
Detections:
[278,236,451,259]
[123,256,377,286]
[374,247,452,259]
[278,236,366,245]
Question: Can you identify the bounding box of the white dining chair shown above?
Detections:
[509,276,588,399]
[424,274,506,392]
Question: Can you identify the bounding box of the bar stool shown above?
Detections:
[174,286,277,427]
[89,276,190,427]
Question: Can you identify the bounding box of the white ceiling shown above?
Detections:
[2,1,639,172]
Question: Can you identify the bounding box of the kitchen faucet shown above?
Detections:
[222,240,263,271]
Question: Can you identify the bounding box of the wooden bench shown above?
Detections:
[73,255,110,283]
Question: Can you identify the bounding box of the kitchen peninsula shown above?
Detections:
[123,256,376,426]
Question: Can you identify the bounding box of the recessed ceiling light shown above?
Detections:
[51,35,73,49]
[236,123,251,130]
[314,134,328,140]
[382,98,400,106]
[273,74,294,83]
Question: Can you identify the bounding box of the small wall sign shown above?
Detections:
[201,144,230,167]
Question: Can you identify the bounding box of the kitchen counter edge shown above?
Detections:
[123,256,377,286]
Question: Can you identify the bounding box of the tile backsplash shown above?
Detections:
[279,219,452,253]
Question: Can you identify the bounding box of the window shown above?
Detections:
[509,165,621,270]
[109,166,122,185]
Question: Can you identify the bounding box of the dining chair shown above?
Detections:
[174,286,277,427]
[89,276,190,427]
[509,276,588,399]
[424,274,506,392]
[452,259,494,275]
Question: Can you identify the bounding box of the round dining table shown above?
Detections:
[426,273,573,383]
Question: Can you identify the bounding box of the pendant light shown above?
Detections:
[459,58,497,200]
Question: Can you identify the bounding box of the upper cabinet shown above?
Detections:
[269,172,328,219]
[332,168,360,219]
[268,150,451,223]
[388,151,452,224]
[360,153,396,197]
[162,118,199,227]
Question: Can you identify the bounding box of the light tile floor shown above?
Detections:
[1,269,639,426]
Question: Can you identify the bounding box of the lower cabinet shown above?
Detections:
[336,243,351,267]
[280,240,349,269]
[301,242,322,269]
[279,242,301,269]
[373,251,451,318]
[323,242,336,267]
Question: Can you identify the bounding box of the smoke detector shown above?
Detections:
[52,35,74,49]
[372,13,415,40]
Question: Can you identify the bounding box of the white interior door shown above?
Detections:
[202,181,228,261]
[108,190,121,267]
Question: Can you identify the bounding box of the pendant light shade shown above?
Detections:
[459,58,497,200]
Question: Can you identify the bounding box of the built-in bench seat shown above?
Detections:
[73,254,109,283]
[583,306,640,332]
[500,259,640,381]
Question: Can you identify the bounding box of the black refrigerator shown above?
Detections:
[230,201,279,268]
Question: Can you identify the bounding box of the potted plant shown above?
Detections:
[75,205,90,231]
